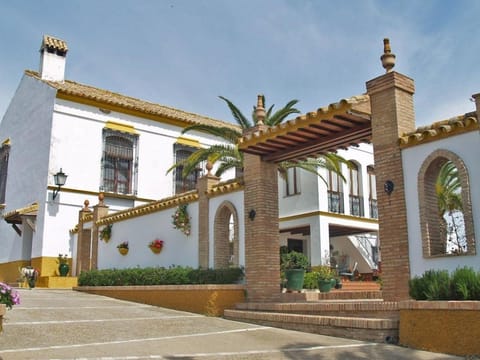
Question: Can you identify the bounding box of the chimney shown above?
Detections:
[39,35,68,82]
[472,93,480,121]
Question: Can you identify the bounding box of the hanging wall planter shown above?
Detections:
[100,224,112,242]
[148,239,164,254]
[117,241,129,255]
[172,204,191,235]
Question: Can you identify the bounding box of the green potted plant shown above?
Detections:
[311,265,336,293]
[281,251,309,292]
[58,253,69,277]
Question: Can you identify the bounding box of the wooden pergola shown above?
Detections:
[238,95,372,162]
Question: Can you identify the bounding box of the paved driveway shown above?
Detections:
[0,289,461,360]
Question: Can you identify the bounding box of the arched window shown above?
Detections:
[327,169,344,213]
[367,165,377,218]
[349,162,363,216]
[101,130,138,195]
[418,150,475,257]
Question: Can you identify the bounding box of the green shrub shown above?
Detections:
[303,272,319,289]
[409,269,451,300]
[78,266,244,286]
[409,267,480,300]
[451,266,480,300]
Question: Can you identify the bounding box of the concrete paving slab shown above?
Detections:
[0,289,462,360]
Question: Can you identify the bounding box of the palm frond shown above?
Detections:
[214,158,244,177]
[279,154,349,186]
[181,124,242,144]
[219,96,253,129]
[266,99,300,126]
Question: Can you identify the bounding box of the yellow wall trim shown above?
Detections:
[76,285,246,316]
[176,136,201,148]
[46,185,155,203]
[105,121,138,134]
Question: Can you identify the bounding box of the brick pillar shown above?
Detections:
[92,193,109,270]
[196,164,220,268]
[243,151,280,302]
[76,200,92,275]
[366,67,416,301]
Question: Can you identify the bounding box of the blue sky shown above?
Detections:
[1,0,479,127]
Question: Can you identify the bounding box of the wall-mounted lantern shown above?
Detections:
[384,180,394,196]
[53,168,68,200]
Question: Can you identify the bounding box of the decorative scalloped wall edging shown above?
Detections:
[95,190,198,226]
[207,179,244,198]
[399,115,478,147]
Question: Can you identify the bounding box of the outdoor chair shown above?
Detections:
[339,261,358,281]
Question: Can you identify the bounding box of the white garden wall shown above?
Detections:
[402,131,480,277]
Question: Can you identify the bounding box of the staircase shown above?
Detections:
[224,281,399,343]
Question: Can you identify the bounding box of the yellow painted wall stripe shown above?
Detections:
[105,121,138,134]
[176,136,201,148]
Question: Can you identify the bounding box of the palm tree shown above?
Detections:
[167,95,349,183]
[435,160,465,253]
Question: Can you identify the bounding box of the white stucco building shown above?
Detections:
[0,35,379,285]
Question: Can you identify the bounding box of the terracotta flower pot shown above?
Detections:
[118,248,128,255]
[149,246,162,254]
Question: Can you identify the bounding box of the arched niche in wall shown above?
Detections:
[418,149,475,257]
[213,201,239,268]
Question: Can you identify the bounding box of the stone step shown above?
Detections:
[280,290,383,302]
[224,309,399,343]
[235,301,399,319]
[338,281,381,291]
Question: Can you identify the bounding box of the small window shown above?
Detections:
[173,144,203,194]
[327,169,344,213]
[367,165,378,218]
[101,130,138,195]
[349,162,363,216]
[285,167,300,196]
[0,142,10,204]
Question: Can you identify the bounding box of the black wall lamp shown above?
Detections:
[384,180,394,196]
[248,209,256,221]
[53,168,68,200]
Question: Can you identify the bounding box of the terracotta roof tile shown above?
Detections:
[25,70,239,130]
[41,35,68,53]
[399,113,478,147]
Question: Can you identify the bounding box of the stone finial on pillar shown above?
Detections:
[83,200,90,212]
[98,192,105,206]
[255,94,266,125]
[381,38,396,73]
[206,161,213,176]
